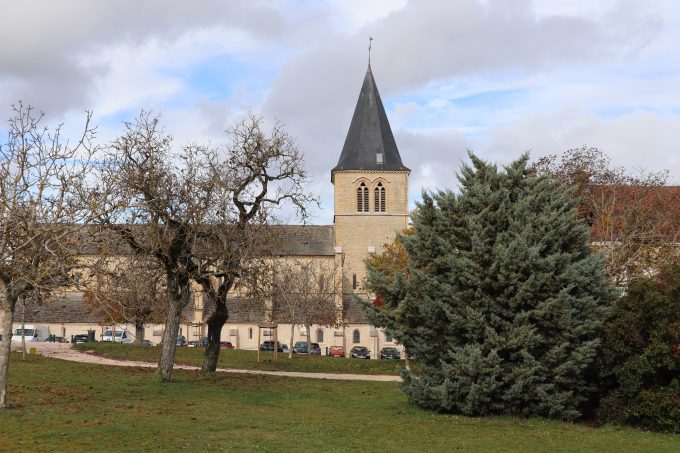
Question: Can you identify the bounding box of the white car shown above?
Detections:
[101,328,133,344]
[11,325,49,343]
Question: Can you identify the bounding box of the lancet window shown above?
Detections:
[374,182,386,212]
[357,183,369,212]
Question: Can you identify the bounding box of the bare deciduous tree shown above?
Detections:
[95,112,316,379]
[94,111,214,381]
[83,255,167,345]
[195,115,316,371]
[534,146,678,286]
[272,257,341,358]
[0,103,96,408]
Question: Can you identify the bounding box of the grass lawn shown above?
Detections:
[1,354,678,452]
[75,342,411,375]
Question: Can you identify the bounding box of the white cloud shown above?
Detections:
[1,0,679,224]
[326,0,408,32]
[477,108,680,183]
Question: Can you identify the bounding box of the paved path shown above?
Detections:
[26,343,402,382]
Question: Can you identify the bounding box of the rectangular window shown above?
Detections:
[376,153,383,164]
[352,274,357,289]
[248,328,253,339]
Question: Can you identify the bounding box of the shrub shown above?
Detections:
[597,264,680,433]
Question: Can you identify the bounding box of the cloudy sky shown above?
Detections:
[1,0,678,224]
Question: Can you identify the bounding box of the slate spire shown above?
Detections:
[332,66,409,173]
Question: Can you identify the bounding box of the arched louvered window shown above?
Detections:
[357,183,369,212]
[374,186,379,211]
[353,329,361,344]
[374,182,386,212]
[316,329,324,343]
[380,186,386,212]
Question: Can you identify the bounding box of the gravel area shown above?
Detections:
[21,342,402,382]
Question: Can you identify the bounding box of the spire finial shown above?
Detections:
[368,36,373,68]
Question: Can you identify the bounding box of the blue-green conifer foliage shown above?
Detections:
[366,153,613,420]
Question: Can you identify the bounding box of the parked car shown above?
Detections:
[260,341,284,352]
[328,345,345,357]
[72,334,91,344]
[188,337,209,348]
[176,335,186,346]
[101,328,133,344]
[142,339,152,347]
[220,341,234,349]
[379,347,401,360]
[292,341,305,353]
[292,341,321,355]
[350,346,370,359]
[11,325,49,343]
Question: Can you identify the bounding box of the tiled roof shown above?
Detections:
[202,297,267,324]
[17,293,101,324]
[332,66,409,173]
[75,224,335,257]
[266,225,335,256]
[342,295,369,324]
[15,291,193,325]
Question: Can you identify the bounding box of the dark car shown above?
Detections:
[292,341,321,355]
[259,341,284,352]
[72,334,90,344]
[220,341,234,349]
[379,347,401,360]
[187,337,209,348]
[350,346,370,359]
[176,335,186,347]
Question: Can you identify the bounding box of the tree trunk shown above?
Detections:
[0,294,17,409]
[305,324,310,355]
[288,324,294,358]
[134,322,144,346]
[156,273,190,382]
[202,301,228,372]
[202,280,231,372]
[21,299,26,360]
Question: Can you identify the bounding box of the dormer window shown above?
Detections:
[357,183,369,212]
[374,182,386,212]
[376,153,383,164]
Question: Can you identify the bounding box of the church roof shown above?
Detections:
[267,225,335,256]
[332,66,409,173]
[75,224,335,257]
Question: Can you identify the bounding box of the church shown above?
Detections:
[8,65,410,359]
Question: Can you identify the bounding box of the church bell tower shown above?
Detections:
[332,65,410,295]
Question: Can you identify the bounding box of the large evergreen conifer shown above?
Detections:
[366,153,613,420]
